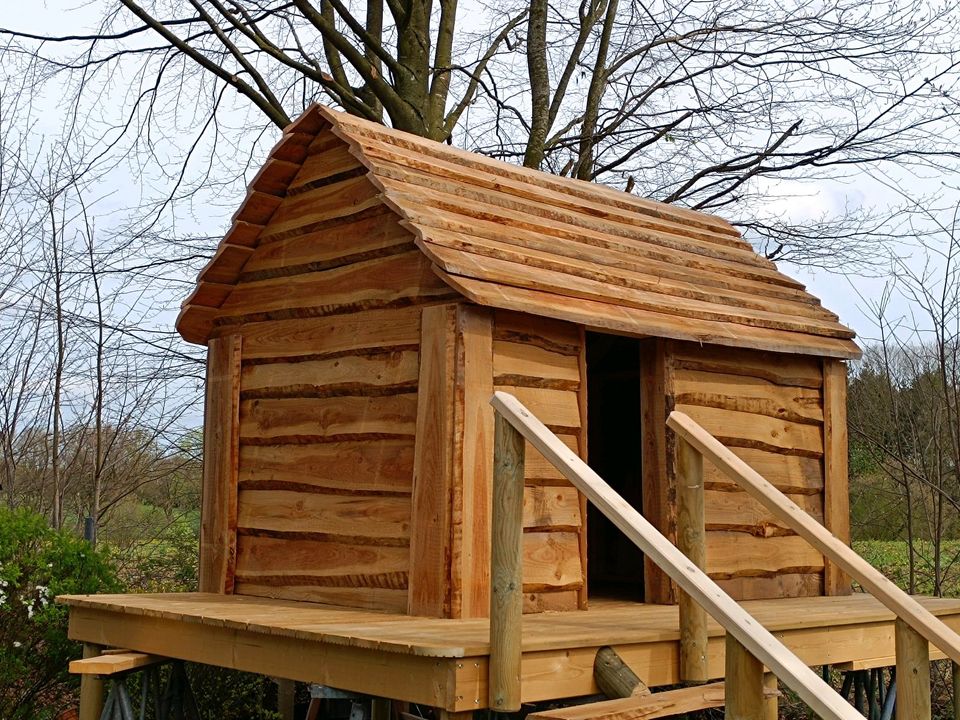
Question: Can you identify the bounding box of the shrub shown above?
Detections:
[0,506,120,720]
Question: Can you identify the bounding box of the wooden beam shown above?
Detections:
[594,646,650,699]
[453,305,494,618]
[70,651,165,675]
[69,606,460,710]
[409,304,458,617]
[492,391,862,720]
[668,408,960,666]
[200,334,242,593]
[489,411,525,711]
[78,643,105,720]
[823,359,851,595]
[527,681,731,720]
[640,339,674,604]
[676,436,708,683]
[896,619,931,720]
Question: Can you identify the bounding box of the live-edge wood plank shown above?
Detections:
[200,334,242,593]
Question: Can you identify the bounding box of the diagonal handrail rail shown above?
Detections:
[667,408,960,666]
[490,391,862,720]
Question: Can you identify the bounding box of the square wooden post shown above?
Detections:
[677,437,708,683]
[895,619,931,720]
[725,635,765,720]
[489,412,525,711]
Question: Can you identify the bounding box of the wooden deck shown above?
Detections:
[61,592,960,712]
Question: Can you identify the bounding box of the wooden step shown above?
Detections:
[527,681,779,720]
[70,651,166,676]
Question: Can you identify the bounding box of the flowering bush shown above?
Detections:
[0,507,120,720]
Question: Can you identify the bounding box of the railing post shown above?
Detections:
[725,635,765,720]
[677,436,709,683]
[489,412,525,712]
[895,618,931,720]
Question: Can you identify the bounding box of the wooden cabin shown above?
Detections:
[63,105,960,720]
[177,104,859,618]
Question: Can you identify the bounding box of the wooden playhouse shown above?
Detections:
[62,105,960,719]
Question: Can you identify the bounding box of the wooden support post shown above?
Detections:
[276,678,295,720]
[594,646,650,698]
[952,661,960,720]
[762,673,778,720]
[895,619,931,720]
[676,437,708,683]
[371,698,391,720]
[78,643,105,720]
[725,635,765,720]
[489,411,525,712]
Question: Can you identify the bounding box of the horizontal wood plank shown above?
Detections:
[492,386,581,431]
[673,369,823,424]
[233,306,422,360]
[706,532,825,580]
[242,210,411,277]
[237,489,410,539]
[705,488,823,537]
[236,534,408,579]
[241,350,420,398]
[674,404,824,457]
[261,176,381,241]
[523,486,582,530]
[523,531,584,591]
[494,340,581,388]
[217,251,450,320]
[239,394,417,442]
[235,583,408,612]
[238,440,414,492]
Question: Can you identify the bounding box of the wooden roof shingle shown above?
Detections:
[177,105,860,359]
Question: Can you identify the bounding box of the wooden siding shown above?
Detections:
[492,311,588,612]
[666,342,827,601]
[213,133,455,610]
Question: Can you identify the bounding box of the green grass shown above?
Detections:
[854,539,960,597]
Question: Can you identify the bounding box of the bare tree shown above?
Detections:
[3,0,960,268]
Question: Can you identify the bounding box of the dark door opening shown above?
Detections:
[585,332,644,600]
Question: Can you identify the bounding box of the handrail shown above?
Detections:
[490,391,862,720]
[667,409,960,666]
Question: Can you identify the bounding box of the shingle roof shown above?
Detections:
[177,105,859,359]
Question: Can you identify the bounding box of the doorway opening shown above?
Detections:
[585,332,645,601]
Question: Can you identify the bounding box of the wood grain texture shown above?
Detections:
[216,251,451,322]
[725,635,765,720]
[490,390,864,720]
[491,311,587,612]
[641,339,674,604]
[453,305,495,618]
[238,439,414,492]
[676,437,708,682]
[179,105,860,363]
[232,306,422,360]
[240,350,420,399]
[895,619,931,720]
[236,489,411,539]
[668,408,960,666]
[489,412,525,711]
[200,334,242,594]
[408,304,458,617]
[822,359,852,596]
[666,343,827,601]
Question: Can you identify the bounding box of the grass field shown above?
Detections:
[854,539,960,597]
